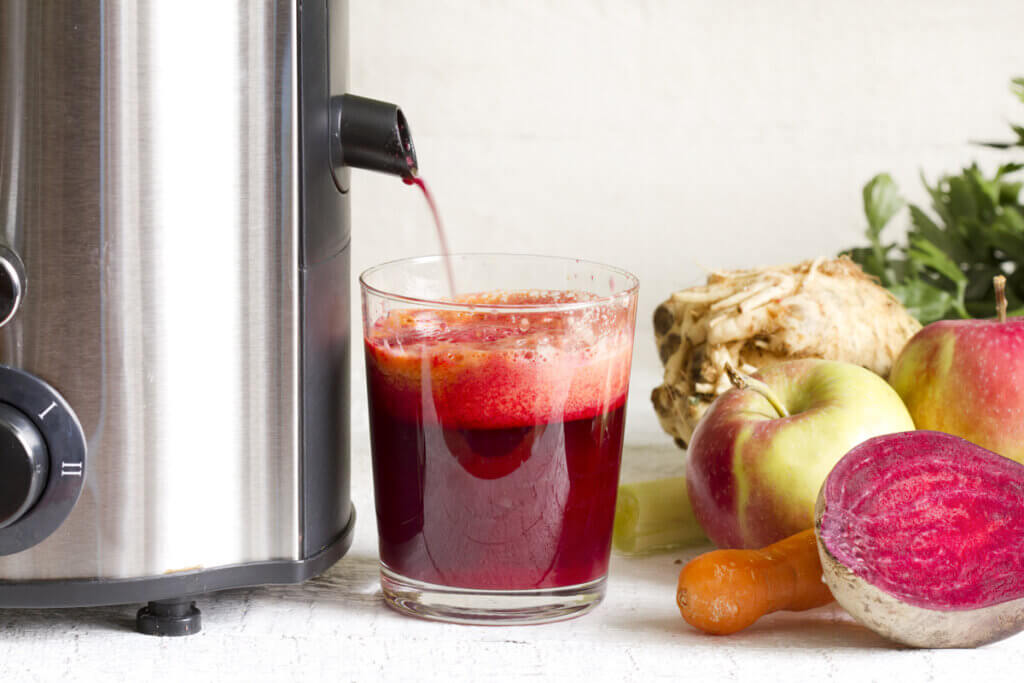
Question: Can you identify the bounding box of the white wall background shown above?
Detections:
[349,0,1024,380]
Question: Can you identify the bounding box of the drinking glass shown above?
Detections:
[360,254,638,624]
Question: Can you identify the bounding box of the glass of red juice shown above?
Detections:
[360,254,638,624]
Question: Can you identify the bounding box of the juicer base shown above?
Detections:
[0,505,355,611]
[380,565,606,626]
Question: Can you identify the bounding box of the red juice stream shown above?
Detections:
[365,291,634,590]
[404,176,457,297]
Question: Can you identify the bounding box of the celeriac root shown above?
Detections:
[651,257,921,448]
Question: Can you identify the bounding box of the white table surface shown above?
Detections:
[2,368,1022,682]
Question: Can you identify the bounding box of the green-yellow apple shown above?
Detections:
[889,278,1024,464]
[686,359,914,548]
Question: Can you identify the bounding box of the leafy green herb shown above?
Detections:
[844,79,1024,324]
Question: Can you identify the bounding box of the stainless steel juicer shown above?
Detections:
[0,0,416,635]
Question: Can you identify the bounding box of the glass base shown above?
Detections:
[379,565,606,625]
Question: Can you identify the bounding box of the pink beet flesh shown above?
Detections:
[819,431,1024,611]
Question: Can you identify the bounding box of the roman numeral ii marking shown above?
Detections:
[61,461,83,477]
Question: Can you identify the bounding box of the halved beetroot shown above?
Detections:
[815,431,1024,648]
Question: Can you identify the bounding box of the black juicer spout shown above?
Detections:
[331,94,417,179]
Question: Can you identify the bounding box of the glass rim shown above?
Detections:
[359,252,640,313]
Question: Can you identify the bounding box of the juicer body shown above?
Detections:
[0,0,355,606]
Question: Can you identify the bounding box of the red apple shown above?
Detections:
[687,359,914,549]
[889,276,1024,464]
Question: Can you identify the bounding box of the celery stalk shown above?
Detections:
[612,476,707,555]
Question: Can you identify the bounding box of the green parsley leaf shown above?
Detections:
[846,78,1024,325]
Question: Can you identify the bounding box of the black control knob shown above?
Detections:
[0,402,49,529]
[0,246,26,328]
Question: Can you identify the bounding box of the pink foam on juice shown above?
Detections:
[365,290,634,590]
[366,290,632,428]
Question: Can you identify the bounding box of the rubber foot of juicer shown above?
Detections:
[136,599,202,637]
[0,0,417,635]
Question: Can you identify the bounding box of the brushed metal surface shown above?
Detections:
[0,1,306,579]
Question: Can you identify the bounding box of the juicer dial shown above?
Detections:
[0,403,49,528]
[0,366,87,555]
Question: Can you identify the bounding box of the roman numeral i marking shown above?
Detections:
[60,461,83,477]
[38,401,56,420]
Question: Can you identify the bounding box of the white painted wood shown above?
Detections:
[2,370,1022,681]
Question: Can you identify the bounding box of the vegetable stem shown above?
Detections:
[725,363,789,418]
[995,275,1008,324]
[613,476,707,555]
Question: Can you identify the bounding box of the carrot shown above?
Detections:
[676,528,833,635]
